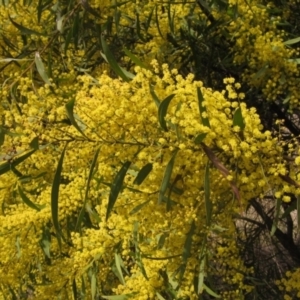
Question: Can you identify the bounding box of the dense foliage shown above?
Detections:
[0,0,300,299]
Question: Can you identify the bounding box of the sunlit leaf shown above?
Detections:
[115,253,125,285]
[133,163,153,185]
[203,283,221,298]
[35,52,51,84]
[124,48,149,69]
[158,149,179,204]
[106,161,131,220]
[284,36,300,45]
[254,63,269,79]
[233,107,245,130]
[91,273,96,300]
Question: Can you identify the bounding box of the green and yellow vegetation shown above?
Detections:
[0,0,300,298]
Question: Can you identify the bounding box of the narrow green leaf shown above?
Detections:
[81,0,101,18]
[72,279,77,300]
[204,162,212,225]
[91,273,96,300]
[179,220,195,282]
[281,201,296,219]
[233,107,245,130]
[0,148,36,176]
[106,161,131,221]
[158,149,178,204]
[102,296,130,300]
[271,197,282,236]
[65,99,89,139]
[9,15,44,35]
[0,127,5,146]
[155,5,164,38]
[156,292,166,300]
[124,48,149,69]
[115,253,125,285]
[253,63,269,79]
[197,87,210,128]
[51,144,68,246]
[133,163,153,185]
[101,36,130,82]
[203,283,221,298]
[150,85,161,108]
[35,52,51,84]
[130,200,150,215]
[18,185,44,211]
[284,36,300,45]
[29,136,39,150]
[158,94,175,131]
[194,133,207,144]
[133,221,148,280]
[288,58,300,64]
[76,147,100,231]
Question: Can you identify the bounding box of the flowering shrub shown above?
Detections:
[0,0,300,299]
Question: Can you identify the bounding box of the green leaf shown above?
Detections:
[150,85,161,108]
[18,185,44,211]
[35,52,51,84]
[204,162,212,225]
[284,37,300,45]
[101,36,130,82]
[81,0,101,18]
[287,58,300,64]
[158,149,178,204]
[65,99,89,140]
[194,133,207,144]
[106,161,131,221]
[133,163,153,185]
[271,197,282,236]
[156,292,166,300]
[76,147,100,231]
[115,253,125,285]
[102,296,130,300]
[0,127,5,146]
[72,279,77,300]
[51,144,68,247]
[124,48,149,69]
[179,220,195,282]
[133,221,148,280]
[158,94,175,131]
[233,107,245,130]
[91,273,96,300]
[9,15,44,36]
[253,63,269,79]
[155,5,164,38]
[197,87,210,128]
[130,200,150,215]
[203,283,221,298]
[29,136,39,150]
[0,148,36,176]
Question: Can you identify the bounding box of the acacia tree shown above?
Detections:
[0,0,300,299]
